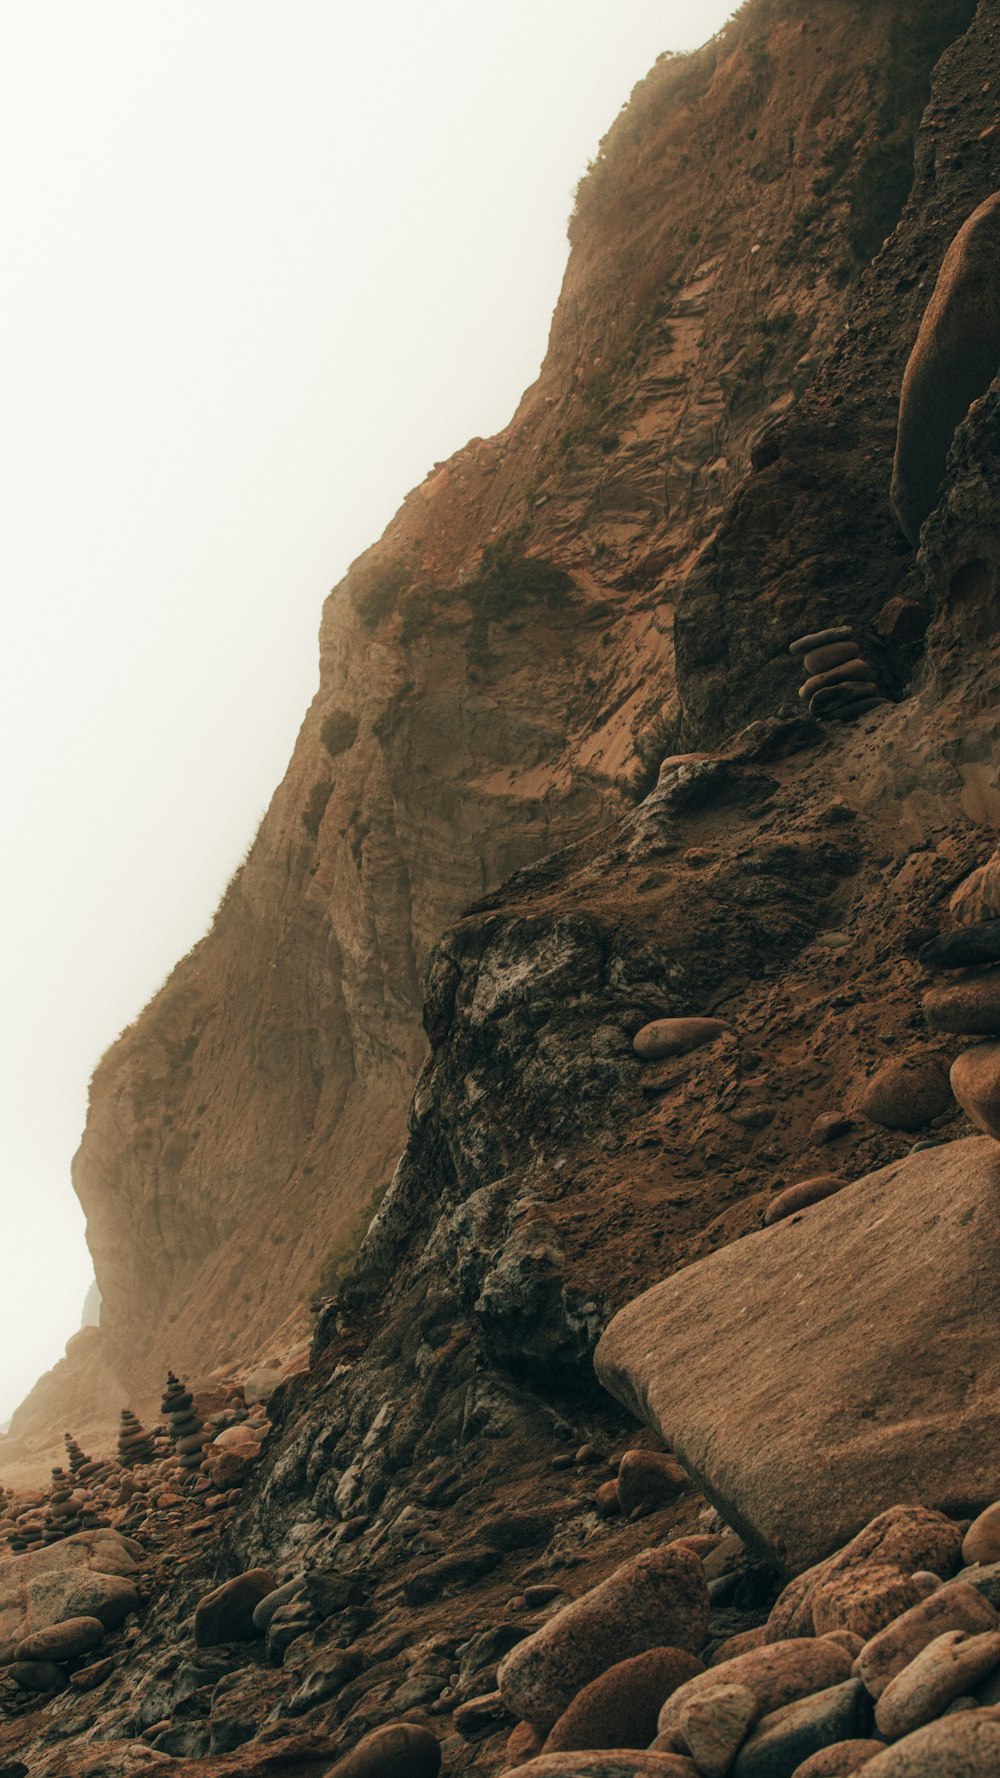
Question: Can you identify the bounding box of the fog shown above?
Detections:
[0,1,738,1423]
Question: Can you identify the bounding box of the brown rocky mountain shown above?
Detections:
[5,0,1000,1771]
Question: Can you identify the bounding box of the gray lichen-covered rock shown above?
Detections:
[596,1142,1000,1572]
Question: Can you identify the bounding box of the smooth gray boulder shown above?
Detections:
[596,1139,1000,1573]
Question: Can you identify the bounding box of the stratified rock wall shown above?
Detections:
[71,0,981,1394]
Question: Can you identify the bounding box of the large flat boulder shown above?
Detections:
[0,1529,143,1663]
[595,1138,1000,1574]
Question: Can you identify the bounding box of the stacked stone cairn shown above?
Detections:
[8,1501,46,1554]
[789,624,887,722]
[41,1467,84,1543]
[64,1431,112,1491]
[921,849,1000,1137]
[161,1371,207,1473]
[117,1408,154,1467]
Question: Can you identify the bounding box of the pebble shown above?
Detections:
[733,1678,873,1777]
[194,1567,277,1647]
[950,1044,1000,1141]
[855,1707,1000,1773]
[8,1659,65,1693]
[964,1503,1000,1566]
[874,1629,1000,1739]
[252,1577,305,1633]
[923,970,1000,1034]
[822,1631,865,1658]
[764,1175,844,1226]
[616,1451,688,1516]
[789,1744,887,1776]
[633,1018,728,1061]
[69,1655,116,1691]
[710,1629,768,1666]
[594,1481,621,1518]
[658,1641,853,1740]
[809,1113,853,1145]
[858,1057,952,1131]
[542,1646,704,1752]
[497,1545,709,1731]
[508,1722,545,1764]
[855,1581,999,1699]
[675,1681,758,1777]
[799,660,873,703]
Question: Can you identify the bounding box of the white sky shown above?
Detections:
[0,1,737,1424]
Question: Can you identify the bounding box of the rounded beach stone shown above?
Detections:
[710,1629,768,1666]
[790,1743,887,1776]
[497,1545,709,1732]
[951,1045,1000,1141]
[327,1721,441,1778]
[802,642,861,674]
[194,1567,276,1647]
[766,1508,963,1641]
[633,1019,728,1061]
[812,1564,923,1640]
[8,1658,66,1693]
[542,1646,704,1751]
[951,855,1000,928]
[858,1058,952,1132]
[15,1615,106,1662]
[516,1759,700,1778]
[617,1451,689,1517]
[854,1705,1000,1773]
[875,1630,1000,1740]
[789,627,858,657]
[658,1641,853,1740]
[855,1581,999,1699]
[964,1503,1000,1567]
[810,681,878,717]
[508,1722,545,1764]
[675,1682,757,1778]
[732,1677,873,1777]
[823,1631,865,1658]
[799,659,871,702]
[764,1175,844,1226]
[594,1480,621,1519]
[923,971,1000,1035]
[919,921,1000,971]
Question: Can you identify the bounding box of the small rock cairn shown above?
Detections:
[161,1371,207,1473]
[42,1467,83,1543]
[789,624,887,722]
[921,850,1000,1138]
[117,1408,154,1467]
[64,1431,111,1491]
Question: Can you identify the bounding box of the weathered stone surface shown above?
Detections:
[951,1046,1000,1141]
[633,1019,728,1061]
[763,1176,844,1226]
[923,971,1000,1035]
[768,1508,962,1641]
[675,1682,757,1778]
[854,1706,1000,1774]
[541,1647,704,1752]
[326,1723,441,1778]
[659,1643,853,1740]
[596,1142,1000,1572]
[964,1502,1000,1566]
[919,921,1000,971]
[0,1531,142,1662]
[516,1759,700,1778]
[497,1546,709,1731]
[194,1569,276,1648]
[856,1582,999,1699]
[789,1745,887,1777]
[874,1629,1000,1739]
[951,855,1000,929]
[616,1451,689,1516]
[811,1565,923,1641]
[892,192,1000,545]
[14,1614,106,1662]
[732,1679,873,1778]
[858,1058,952,1132]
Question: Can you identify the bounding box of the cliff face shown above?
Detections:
[70,0,975,1397]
